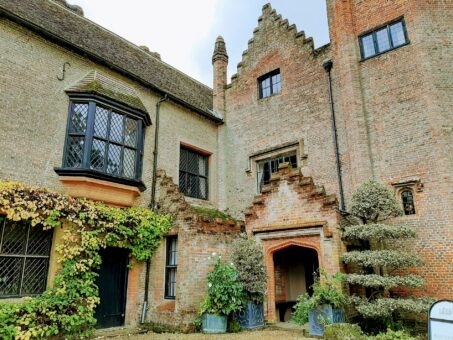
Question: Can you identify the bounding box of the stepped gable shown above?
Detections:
[156,169,243,235]
[244,163,339,238]
[230,3,330,82]
[0,0,219,123]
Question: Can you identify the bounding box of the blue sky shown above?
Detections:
[71,1,329,87]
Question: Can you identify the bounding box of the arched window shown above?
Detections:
[401,189,416,215]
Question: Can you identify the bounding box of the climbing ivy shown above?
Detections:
[0,181,172,339]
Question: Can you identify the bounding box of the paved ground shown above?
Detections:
[112,329,309,340]
[95,323,310,340]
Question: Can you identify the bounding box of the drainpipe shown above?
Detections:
[323,60,346,212]
[141,95,168,324]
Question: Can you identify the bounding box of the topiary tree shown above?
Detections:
[341,179,432,330]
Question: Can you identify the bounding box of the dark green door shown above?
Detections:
[95,247,129,328]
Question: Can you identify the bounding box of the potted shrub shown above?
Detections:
[293,270,347,336]
[231,235,267,329]
[200,256,245,333]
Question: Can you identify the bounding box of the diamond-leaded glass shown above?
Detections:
[109,112,124,143]
[179,147,208,200]
[94,106,109,138]
[107,144,121,176]
[124,118,138,147]
[63,100,143,183]
[66,137,85,167]
[0,219,52,297]
[90,139,106,171]
[70,103,88,133]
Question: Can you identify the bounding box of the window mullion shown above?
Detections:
[19,225,31,296]
[104,109,113,173]
[119,115,126,177]
[387,25,393,49]
[136,120,144,180]
[82,102,96,169]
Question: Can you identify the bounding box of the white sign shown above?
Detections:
[429,300,453,340]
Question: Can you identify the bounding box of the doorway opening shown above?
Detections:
[94,247,129,328]
[273,246,319,322]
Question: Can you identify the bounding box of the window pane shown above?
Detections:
[187,174,198,197]
[402,190,416,215]
[273,81,281,94]
[198,156,207,176]
[187,151,198,174]
[0,257,22,295]
[66,136,85,168]
[21,258,49,295]
[109,112,124,143]
[90,139,106,171]
[122,148,136,179]
[376,27,390,53]
[1,221,27,255]
[179,171,187,193]
[199,177,207,199]
[106,144,121,175]
[361,34,376,58]
[70,103,88,133]
[94,106,109,138]
[390,22,406,47]
[27,227,52,256]
[262,87,271,98]
[124,118,138,148]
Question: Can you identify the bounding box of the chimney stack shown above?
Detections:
[212,36,228,116]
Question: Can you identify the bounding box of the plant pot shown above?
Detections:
[202,313,227,333]
[233,301,265,329]
[308,305,345,337]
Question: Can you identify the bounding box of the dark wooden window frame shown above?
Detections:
[401,189,416,215]
[256,152,297,192]
[164,236,178,299]
[359,17,410,61]
[179,145,209,200]
[0,218,53,298]
[258,69,281,99]
[55,94,147,191]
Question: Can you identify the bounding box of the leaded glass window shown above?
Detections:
[165,236,178,299]
[179,147,209,200]
[259,69,281,99]
[257,153,297,192]
[359,18,409,60]
[0,218,53,298]
[62,100,145,183]
[401,190,416,215]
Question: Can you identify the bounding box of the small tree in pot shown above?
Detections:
[200,256,245,333]
[231,235,267,329]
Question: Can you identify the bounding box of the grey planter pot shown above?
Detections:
[308,305,345,336]
[202,313,227,333]
[233,301,265,329]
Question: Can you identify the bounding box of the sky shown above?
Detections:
[70,1,329,87]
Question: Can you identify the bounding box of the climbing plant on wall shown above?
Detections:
[0,181,172,339]
[341,179,432,332]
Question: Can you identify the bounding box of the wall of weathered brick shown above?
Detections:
[221,4,337,220]
[327,0,453,298]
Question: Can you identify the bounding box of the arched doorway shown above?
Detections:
[273,246,319,322]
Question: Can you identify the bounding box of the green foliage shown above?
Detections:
[231,235,267,303]
[351,297,434,319]
[292,271,347,325]
[342,250,422,268]
[200,257,246,316]
[374,329,417,340]
[324,323,366,340]
[227,319,242,333]
[345,274,424,290]
[349,179,403,223]
[0,181,172,338]
[343,180,430,333]
[342,224,416,241]
[191,206,235,221]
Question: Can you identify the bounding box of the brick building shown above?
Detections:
[0,0,452,330]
